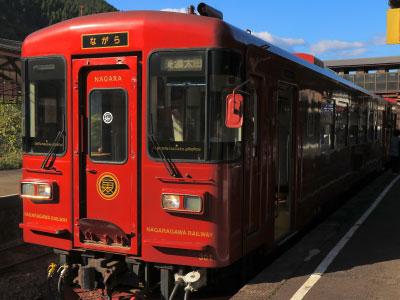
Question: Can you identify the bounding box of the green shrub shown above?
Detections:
[0,104,22,170]
[0,152,22,170]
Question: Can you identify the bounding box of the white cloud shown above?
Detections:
[252,31,306,52]
[161,8,187,13]
[309,40,365,56]
[371,34,386,46]
[338,48,368,57]
[251,32,370,59]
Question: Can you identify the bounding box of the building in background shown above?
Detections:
[0,38,21,104]
[325,56,400,100]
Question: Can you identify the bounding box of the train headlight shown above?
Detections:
[161,193,204,213]
[37,184,52,198]
[183,195,202,212]
[20,181,54,201]
[21,183,35,197]
[162,194,180,210]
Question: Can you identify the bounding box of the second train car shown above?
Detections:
[19,3,395,299]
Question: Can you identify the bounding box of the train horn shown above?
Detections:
[197,3,223,20]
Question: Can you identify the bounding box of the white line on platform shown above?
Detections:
[290,174,400,300]
[0,193,18,198]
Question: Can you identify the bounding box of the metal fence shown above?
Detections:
[341,72,400,92]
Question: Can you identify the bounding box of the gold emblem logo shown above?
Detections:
[97,172,120,200]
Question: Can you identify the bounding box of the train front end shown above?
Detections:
[19,8,246,298]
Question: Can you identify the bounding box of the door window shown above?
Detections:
[89,89,127,163]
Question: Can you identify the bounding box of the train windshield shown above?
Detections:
[148,50,242,162]
[22,57,66,154]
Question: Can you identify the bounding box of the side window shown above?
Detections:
[377,111,383,140]
[208,50,243,161]
[349,106,359,144]
[359,108,368,142]
[306,92,316,137]
[335,102,348,147]
[321,99,335,151]
[276,83,294,187]
[246,89,258,157]
[300,90,319,151]
[368,109,375,141]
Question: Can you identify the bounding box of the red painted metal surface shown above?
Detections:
[293,53,324,68]
[21,11,242,268]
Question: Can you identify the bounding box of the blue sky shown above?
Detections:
[106,0,400,60]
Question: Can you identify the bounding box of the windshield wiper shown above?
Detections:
[149,113,180,178]
[149,134,181,178]
[40,130,64,170]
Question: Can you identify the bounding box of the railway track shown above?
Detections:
[0,240,53,271]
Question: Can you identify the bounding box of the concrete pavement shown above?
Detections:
[232,171,400,300]
[0,169,22,196]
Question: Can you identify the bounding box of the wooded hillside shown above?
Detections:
[0,0,117,41]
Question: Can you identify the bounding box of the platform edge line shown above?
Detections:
[289,174,400,300]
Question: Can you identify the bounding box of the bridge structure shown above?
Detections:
[0,38,22,104]
[325,56,400,101]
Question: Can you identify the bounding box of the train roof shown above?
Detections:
[22,11,226,55]
[227,25,383,101]
[23,10,383,102]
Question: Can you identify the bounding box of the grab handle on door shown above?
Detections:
[86,169,97,174]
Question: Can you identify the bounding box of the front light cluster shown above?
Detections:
[161,193,203,213]
[20,181,53,200]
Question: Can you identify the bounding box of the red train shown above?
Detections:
[19,3,397,299]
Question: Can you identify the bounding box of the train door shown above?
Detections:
[243,46,268,253]
[72,57,138,255]
[243,82,262,239]
[274,82,296,241]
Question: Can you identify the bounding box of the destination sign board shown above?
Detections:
[161,56,203,72]
[82,32,129,49]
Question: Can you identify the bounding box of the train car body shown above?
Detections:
[19,5,393,299]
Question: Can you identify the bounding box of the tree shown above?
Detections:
[389,0,400,8]
[0,0,118,41]
[0,104,21,154]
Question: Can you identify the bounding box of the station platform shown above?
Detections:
[0,169,21,197]
[232,171,400,300]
